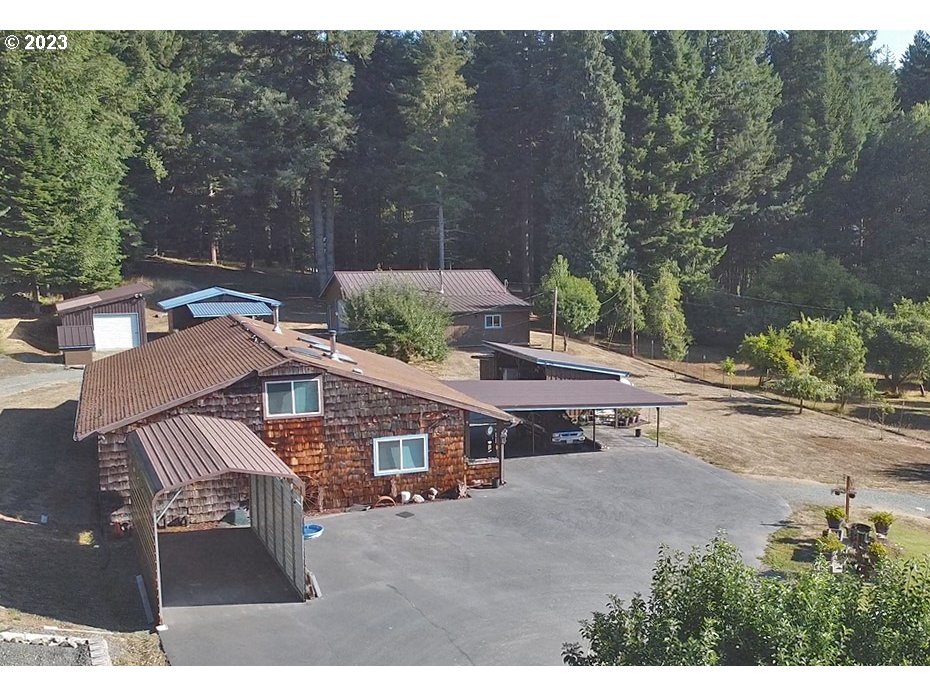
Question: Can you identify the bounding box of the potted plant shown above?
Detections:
[815,533,846,559]
[824,506,845,531]
[867,540,889,562]
[868,511,895,536]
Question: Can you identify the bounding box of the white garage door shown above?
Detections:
[93,313,140,351]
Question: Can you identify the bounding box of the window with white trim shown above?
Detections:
[373,434,429,476]
[263,378,322,418]
[484,314,502,329]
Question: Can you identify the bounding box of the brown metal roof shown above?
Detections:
[75,315,516,441]
[484,341,631,378]
[75,317,287,440]
[322,270,531,313]
[127,414,299,500]
[242,319,518,424]
[57,324,95,350]
[442,379,688,412]
[55,282,153,315]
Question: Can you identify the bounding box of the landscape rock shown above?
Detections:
[411,494,425,504]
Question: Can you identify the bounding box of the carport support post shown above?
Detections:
[656,408,660,447]
[497,423,505,485]
[592,410,596,444]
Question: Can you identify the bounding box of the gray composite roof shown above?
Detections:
[322,270,530,314]
[484,342,630,377]
[55,282,153,315]
[126,414,300,498]
[443,379,687,412]
[157,286,282,311]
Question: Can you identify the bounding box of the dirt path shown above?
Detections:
[433,331,930,497]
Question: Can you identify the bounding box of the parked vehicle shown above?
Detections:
[541,413,586,446]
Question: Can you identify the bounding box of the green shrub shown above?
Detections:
[563,536,930,666]
[342,281,451,362]
[825,506,846,523]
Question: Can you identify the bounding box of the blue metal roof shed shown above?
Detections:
[157,287,282,332]
[188,301,274,319]
[156,287,282,311]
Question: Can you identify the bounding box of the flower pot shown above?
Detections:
[826,518,842,531]
[874,521,889,536]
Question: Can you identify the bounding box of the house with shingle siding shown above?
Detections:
[74,316,514,524]
[320,269,531,346]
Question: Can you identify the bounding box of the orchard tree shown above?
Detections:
[738,327,797,386]
[859,300,930,395]
[769,358,838,413]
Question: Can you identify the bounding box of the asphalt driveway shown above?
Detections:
[159,441,789,665]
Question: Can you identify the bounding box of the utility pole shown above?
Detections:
[629,270,636,357]
[551,286,558,352]
[437,186,445,271]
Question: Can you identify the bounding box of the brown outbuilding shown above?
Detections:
[55,282,153,365]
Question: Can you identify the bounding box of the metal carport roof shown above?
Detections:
[483,342,630,378]
[126,414,306,627]
[443,379,686,412]
[127,414,300,498]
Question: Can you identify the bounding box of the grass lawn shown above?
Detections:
[763,505,930,576]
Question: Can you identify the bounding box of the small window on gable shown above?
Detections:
[484,314,502,329]
[263,378,322,418]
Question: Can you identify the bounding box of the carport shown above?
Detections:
[445,379,686,450]
[126,414,306,626]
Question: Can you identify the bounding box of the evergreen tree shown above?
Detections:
[338,32,417,269]
[698,31,789,292]
[609,31,727,289]
[544,30,627,290]
[853,104,930,300]
[399,31,481,270]
[470,30,552,285]
[768,31,896,255]
[0,32,146,294]
[898,31,930,111]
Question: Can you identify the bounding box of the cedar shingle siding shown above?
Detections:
[98,370,475,523]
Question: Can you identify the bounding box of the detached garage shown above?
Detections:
[55,282,152,364]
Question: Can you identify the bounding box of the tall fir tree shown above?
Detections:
[470,30,552,286]
[0,32,147,294]
[609,31,728,290]
[399,31,481,270]
[544,30,627,290]
[898,31,930,111]
[698,31,789,292]
[768,30,896,257]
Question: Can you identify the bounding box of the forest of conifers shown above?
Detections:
[2,30,930,345]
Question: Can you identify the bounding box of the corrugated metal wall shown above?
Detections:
[60,297,148,345]
[128,456,161,623]
[251,475,305,598]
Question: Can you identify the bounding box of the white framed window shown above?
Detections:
[373,434,429,476]
[263,378,322,418]
[484,314,502,329]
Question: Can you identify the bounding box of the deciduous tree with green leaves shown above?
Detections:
[769,357,839,413]
[535,255,600,338]
[564,535,930,666]
[738,327,797,386]
[859,300,930,395]
[342,281,451,363]
[645,262,692,361]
